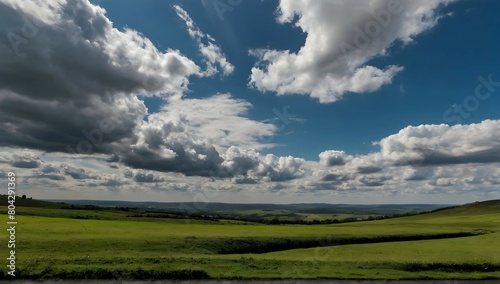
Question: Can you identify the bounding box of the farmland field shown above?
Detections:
[0,198,499,280]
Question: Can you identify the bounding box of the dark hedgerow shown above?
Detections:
[6,268,209,280]
[399,262,500,272]
[133,268,210,280]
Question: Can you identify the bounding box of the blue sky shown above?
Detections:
[1,0,499,203]
[94,0,500,159]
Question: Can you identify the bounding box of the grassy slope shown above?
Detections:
[0,199,499,279]
[247,201,500,278]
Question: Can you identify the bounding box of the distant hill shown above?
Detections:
[0,194,65,208]
[2,196,498,224]
[45,199,451,219]
[422,199,500,217]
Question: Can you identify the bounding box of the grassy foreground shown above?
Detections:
[0,199,499,280]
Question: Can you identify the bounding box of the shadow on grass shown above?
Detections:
[202,232,485,254]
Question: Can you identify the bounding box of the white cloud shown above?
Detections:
[174,5,234,77]
[311,119,500,196]
[222,146,307,182]
[250,0,455,103]
[376,119,500,165]
[160,94,276,151]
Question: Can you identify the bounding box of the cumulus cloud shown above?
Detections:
[314,119,500,191]
[250,0,455,103]
[30,166,67,181]
[0,151,42,168]
[134,171,166,183]
[174,5,234,76]
[0,0,204,155]
[376,119,500,165]
[0,0,305,181]
[222,146,307,182]
[358,175,390,187]
[319,150,350,166]
[61,164,99,180]
[357,166,383,174]
[320,172,349,184]
[401,167,434,181]
[112,94,280,177]
[116,109,223,177]
[40,164,61,174]
[11,154,42,168]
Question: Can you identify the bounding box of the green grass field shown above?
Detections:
[1,198,499,280]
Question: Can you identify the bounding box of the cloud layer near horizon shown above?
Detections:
[2,119,500,201]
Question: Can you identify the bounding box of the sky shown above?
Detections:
[0,0,499,204]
